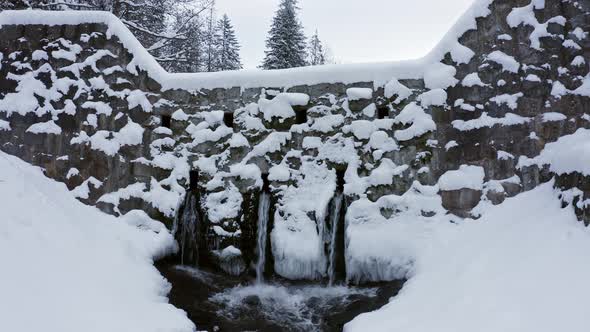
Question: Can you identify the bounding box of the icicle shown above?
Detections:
[256,191,271,284]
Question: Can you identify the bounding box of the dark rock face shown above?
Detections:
[441,189,483,217]
[1,0,589,279]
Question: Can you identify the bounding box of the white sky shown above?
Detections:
[215,0,475,69]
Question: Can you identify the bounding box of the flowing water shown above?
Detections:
[256,191,271,284]
[328,192,343,286]
[156,261,405,332]
[173,192,200,266]
[163,190,404,331]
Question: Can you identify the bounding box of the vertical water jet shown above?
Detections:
[256,174,271,283]
[327,168,347,286]
[328,192,343,286]
[173,191,201,266]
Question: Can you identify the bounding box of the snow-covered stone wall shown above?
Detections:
[1,0,589,282]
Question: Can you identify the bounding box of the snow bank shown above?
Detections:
[345,182,449,283]
[438,165,485,191]
[346,182,590,332]
[0,152,194,332]
[0,0,493,90]
[522,128,590,176]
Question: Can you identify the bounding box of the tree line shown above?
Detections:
[1,0,332,72]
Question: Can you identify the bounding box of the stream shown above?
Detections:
[156,260,405,332]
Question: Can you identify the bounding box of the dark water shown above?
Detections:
[156,260,405,332]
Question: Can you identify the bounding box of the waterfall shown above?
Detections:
[328,192,343,286]
[173,191,201,266]
[256,191,271,284]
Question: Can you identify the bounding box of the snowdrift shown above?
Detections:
[345,182,590,332]
[0,152,194,332]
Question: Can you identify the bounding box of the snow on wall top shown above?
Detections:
[0,0,493,91]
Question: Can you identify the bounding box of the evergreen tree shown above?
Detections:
[213,14,242,71]
[203,0,217,72]
[307,30,326,66]
[261,0,307,70]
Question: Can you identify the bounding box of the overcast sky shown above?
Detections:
[215,0,475,69]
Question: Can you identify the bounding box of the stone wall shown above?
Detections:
[1,0,589,282]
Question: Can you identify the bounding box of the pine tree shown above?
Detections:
[213,14,242,71]
[308,30,326,66]
[203,0,217,72]
[261,0,307,70]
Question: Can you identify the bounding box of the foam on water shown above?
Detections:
[210,283,377,331]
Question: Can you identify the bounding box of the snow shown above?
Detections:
[507,0,566,50]
[71,176,103,199]
[445,140,459,151]
[344,120,379,140]
[26,120,62,135]
[72,119,144,156]
[346,88,373,101]
[422,62,458,90]
[525,74,541,82]
[172,109,189,121]
[562,39,581,50]
[452,112,531,131]
[269,164,291,182]
[0,152,194,332]
[384,78,413,102]
[66,167,80,179]
[0,119,11,131]
[127,89,153,112]
[497,150,514,160]
[271,159,336,280]
[571,56,585,67]
[454,99,476,111]
[32,50,48,61]
[461,72,488,87]
[368,131,399,153]
[0,1,493,91]
[345,159,409,196]
[486,51,520,73]
[204,183,243,224]
[572,75,590,97]
[525,128,590,176]
[551,81,568,98]
[438,165,485,191]
[393,103,436,141]
[572,27,588,40]
[82,101,113,116]
[345,181,447,283]
[489,92,524,110]
[541,112,567,122]
[345,182,590,332]
[310,113,345,133]
[417,89,447,107]
[259,94,298,122]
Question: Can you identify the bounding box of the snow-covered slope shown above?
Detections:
[0,152,194,332]
[345,182,590,332]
